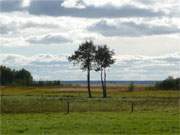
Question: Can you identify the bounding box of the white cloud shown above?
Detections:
[61,0,86,9]
[1,0,179,18]
[0,36,29,47]
[21,0,31,8]
[1,11,179,48]
[61,0,180,17]
[61,0,146,8]
[1,53,179,80]
[0,12,97,47]
[0,0,166,18]
[88,19,180,37]
[27,34,71,44]
[0,53,67,66]
[1,0,180,80]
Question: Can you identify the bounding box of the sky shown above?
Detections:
[0,0,180,80]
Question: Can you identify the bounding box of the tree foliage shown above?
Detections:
[155,76,180,90]
[68,41,96,98]
[128,82,135,92]
[95,45,115,71]
[68,42,115,98]
[68,41,96,70]
[95,45,115,97]
[0,65,33,86]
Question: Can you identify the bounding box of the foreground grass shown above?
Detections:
[1,86,179,134]
[1,86,179,113]
[1,112,179,135]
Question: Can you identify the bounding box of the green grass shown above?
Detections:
[0,86,180,134]
[1,95,179,113]
[1,112,180,135]
[1,87,179,113]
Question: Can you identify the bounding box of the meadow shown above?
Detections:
[0,86,180,135]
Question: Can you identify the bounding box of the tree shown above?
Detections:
[0,66,14,85]
[155,76,180,90]
[0,66,33,86]
[68,41,96,98]
[95,45,115,98]
[128,82,134,92]
[15,68,33,85]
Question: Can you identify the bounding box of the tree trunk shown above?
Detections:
[103,68,107,98]
[87,69,92,98]
[100,68,105,97]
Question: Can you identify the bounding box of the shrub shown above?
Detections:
[128,82,135,92]
[155,76,180,90]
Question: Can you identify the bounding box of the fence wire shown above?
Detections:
[1,95,179,113]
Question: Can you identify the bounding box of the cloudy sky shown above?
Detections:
[0,0,180,80]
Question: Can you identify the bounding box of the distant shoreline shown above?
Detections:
[59,80,159,86]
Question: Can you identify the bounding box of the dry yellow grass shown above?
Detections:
[0,86,179,98]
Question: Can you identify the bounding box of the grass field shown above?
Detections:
[1,112,180,135]
[0,86,180,134]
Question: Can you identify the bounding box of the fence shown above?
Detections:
[61,98,179,113]
[1,95,179,113]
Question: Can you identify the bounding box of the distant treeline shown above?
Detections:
[1,65,180,90]
[32,80,62,86]
[0,66,63,86]
[0,66,33,86]
[155,77,180,90]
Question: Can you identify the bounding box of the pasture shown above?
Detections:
[0,86,180,134]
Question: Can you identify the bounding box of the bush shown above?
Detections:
[155,76,180,90]
[128,82,134,92]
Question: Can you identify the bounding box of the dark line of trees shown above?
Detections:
[155,76,180,90]
[0,66,63,86]
[69,41,115,98]
[0,66,33,86]
[32,80,62,87]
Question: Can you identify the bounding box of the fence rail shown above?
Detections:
[1,95,179,113]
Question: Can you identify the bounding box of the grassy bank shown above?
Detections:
[1,112,179,135]
[1,86,179,97]
[1,95,179,113]
[1,87,179,113]
[0,86,179,135]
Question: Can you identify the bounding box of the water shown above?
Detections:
[61,80,158,86]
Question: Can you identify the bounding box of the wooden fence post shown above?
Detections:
[66,101,70,114]
[131,102,134,113]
